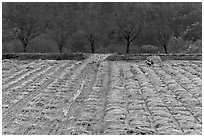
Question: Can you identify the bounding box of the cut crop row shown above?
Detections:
[2,55,107,135]
[53,62,100,135]
[2,60,75,131]
[161,63,202,106]
[58,61,110,135]
[2,60,39,80]
[2,61,74,113]
[2,60,81,135]
[150,65,202,134]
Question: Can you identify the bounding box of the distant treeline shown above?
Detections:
[2,2,202,54]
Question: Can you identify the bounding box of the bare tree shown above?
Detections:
[149,3,176,54]
[80,3,103,53]
[157,25,171,54]
[114,3,144,54]
[3,3,48,52]
[48,3,77,53]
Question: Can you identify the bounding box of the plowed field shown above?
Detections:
[2,54,202,135]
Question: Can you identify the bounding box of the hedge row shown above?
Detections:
[2,53,202,61]
[106,53,202,61]
[2,53,89,60]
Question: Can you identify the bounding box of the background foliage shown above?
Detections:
[2,2,202,54]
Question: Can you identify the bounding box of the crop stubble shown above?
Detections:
[2,55,202,135]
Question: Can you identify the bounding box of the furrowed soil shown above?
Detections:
[2,54,202,135]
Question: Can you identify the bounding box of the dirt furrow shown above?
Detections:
[2,60,42,83]
[2,65,55,111]
[2,60,35,77]
[12,61,83,135]
[161,63,202,106]
[131,64,164,134]
[52,62,99,135]
[167,61,202,87]
[2,68,31,85]
[2,61,79,135]
[25,56,105,135]
[122,63,154,135]
[150,65,202,134]
[2,61,67,110]
[136,65,187,134]
[2,56,201,135]
[27,63,92,135]
[190,61,202,70]
[2,62,51,92]
[62,61,111,135]
[2,61,72,125]
[182,64,202,80]
[102,62,128,135]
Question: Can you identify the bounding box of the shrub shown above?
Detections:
[2,53,89,60]
[138,45,159,53]
[70,33,88,53]
[168,37,189,53]
[2,40,23,53]
[183,40,202,53]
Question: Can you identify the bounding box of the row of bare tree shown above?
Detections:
[2,2,201,54]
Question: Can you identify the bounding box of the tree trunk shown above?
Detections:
[23,44,27,52]
[59,45,63,53]
[163,43,168,54]
[91,41,95,53]
[126,40,130,54]
[21,40,28,53]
